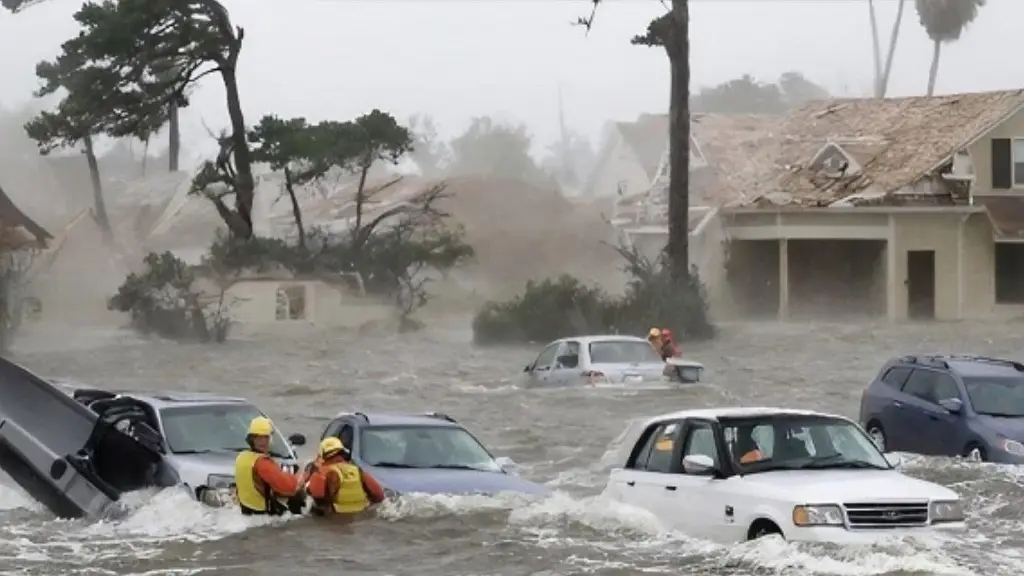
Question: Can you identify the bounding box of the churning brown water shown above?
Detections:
[1,320,1023,576]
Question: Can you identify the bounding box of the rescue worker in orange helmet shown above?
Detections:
[660,328,680,361]
[233,416,306,516]
[647,327,663,354]
[307,437,386,516]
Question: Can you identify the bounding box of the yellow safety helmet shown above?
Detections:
[319,437,345,458]
[247,416,273,437]
[648,327,661,338]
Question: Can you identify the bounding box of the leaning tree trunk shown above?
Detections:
[83,135,112,243]
[167,102,180,172]
[879,0,906,97]
[926,39,941,96]
[666,0,691,280]
[221,65,256,240]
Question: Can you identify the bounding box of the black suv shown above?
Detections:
[859,354,1024,463]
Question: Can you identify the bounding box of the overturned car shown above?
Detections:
[0,356,306,519]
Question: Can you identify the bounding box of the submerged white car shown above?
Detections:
[522,335,704,388]
[604,407,966,544]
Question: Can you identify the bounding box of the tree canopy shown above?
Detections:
[31,0,256,238]
[691,72,829,114]
[449,116,550,186]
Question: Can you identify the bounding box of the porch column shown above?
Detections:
[886,215,898,322]
[779,238,790,320]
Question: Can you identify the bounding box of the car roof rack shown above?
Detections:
[423,412,456,423]
[900,354,1024,372]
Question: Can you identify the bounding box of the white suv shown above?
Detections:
[604,407,965,544]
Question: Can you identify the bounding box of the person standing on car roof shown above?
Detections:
[234,416,306,516]
[306,437,386,516]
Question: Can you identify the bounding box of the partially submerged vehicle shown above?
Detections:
[62,384,307,509]
[522,335,704,388]
[604,407,965,544]
[0,358,178,519]
[318,411,548,496]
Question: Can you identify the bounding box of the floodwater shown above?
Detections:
[2,319,1024,576]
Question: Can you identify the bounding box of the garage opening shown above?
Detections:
[726,240,780,317]
[995,243,1024,304]
[787,240,887,318]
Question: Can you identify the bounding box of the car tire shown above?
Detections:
[964,443,987,462]
[866,421,887,452]
[747,519,782,541]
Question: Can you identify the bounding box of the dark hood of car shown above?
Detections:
[976,414,1024,439]
[365,466,550,496]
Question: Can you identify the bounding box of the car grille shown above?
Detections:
[843,502,929,528]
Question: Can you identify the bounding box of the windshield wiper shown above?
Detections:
[422,464,491,472]
[795,458,888,471]
[370,462,421,469]
[174,448,235,455]
[978,412,1024,418]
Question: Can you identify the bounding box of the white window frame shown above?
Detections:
[1011,138,1024,188]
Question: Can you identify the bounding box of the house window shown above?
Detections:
[995,244,1024,304]
[275,285,307,320]
[1014,139,1024,186]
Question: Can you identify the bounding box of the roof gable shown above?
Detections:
[616,114,668,180]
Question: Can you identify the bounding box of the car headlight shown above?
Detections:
[792,504,844,527]
[383,487,399,499]
[206,474,234,489]
[930,500,965,523]
[998,438,1024,456]
[200,474,236,508]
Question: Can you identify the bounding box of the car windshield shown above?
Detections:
[722,415,889,474]
[359,425,500,471]
[588,340,661,364]
[964,376,1024,417]
[160,404,293,458]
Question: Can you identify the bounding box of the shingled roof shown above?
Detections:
[0,183,51,250]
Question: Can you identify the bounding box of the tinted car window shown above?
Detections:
[636,421,681,473]
[903,369,959,404]
[881,366,912,388]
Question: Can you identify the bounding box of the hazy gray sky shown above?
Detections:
[1,0,1021,160]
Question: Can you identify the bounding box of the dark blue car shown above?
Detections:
[859,355,1024,463]
[318,412,549,496]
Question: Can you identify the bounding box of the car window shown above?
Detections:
[722,416,888,473]
[682,424,719,470]
[881,366,912,388]
[902,369,959,405]
[634,421,681,473]
[588,340,662,364]
[964,376,1024,417]
[160,404,292,458]
[556,341,581,369]
[340,424,354,450]
[321,418,344,441]
[359,425,499,471]
[533,343,560,370]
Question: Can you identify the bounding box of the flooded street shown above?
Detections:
[2,320,1024,576]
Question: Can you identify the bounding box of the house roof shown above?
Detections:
[689,113,783,206]
[0,183,51,248]
[973,197,1024,240]
[616,113,668,180]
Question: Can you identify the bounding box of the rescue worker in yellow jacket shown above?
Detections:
[306,437,386,516]
[233,416,306,516]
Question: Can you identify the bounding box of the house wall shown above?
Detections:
[587,135,652,201]
[968,104,1024,193]
[223,280,392,328]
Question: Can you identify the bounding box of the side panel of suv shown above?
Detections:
[861,361,969,455]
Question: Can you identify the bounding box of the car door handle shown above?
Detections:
[893,401,903,408]
[928,414,939,420]
[665,485,677,491]
[626,481,635,487]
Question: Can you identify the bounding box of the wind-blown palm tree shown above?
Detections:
[869,0,906,98]
[915,0,986,96]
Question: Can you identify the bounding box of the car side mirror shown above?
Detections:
[288,433,306,447]
[884,453,903,468]
[939,398,963,414]
[495,456,519,475]
[682,454,716,475]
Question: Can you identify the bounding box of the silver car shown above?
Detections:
[522,335,675,387]
[65,385,306,508]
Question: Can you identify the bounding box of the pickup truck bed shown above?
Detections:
[0,357,177,518]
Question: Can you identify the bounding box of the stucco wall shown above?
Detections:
[223,280,392,328]
[968,105,1024,193]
